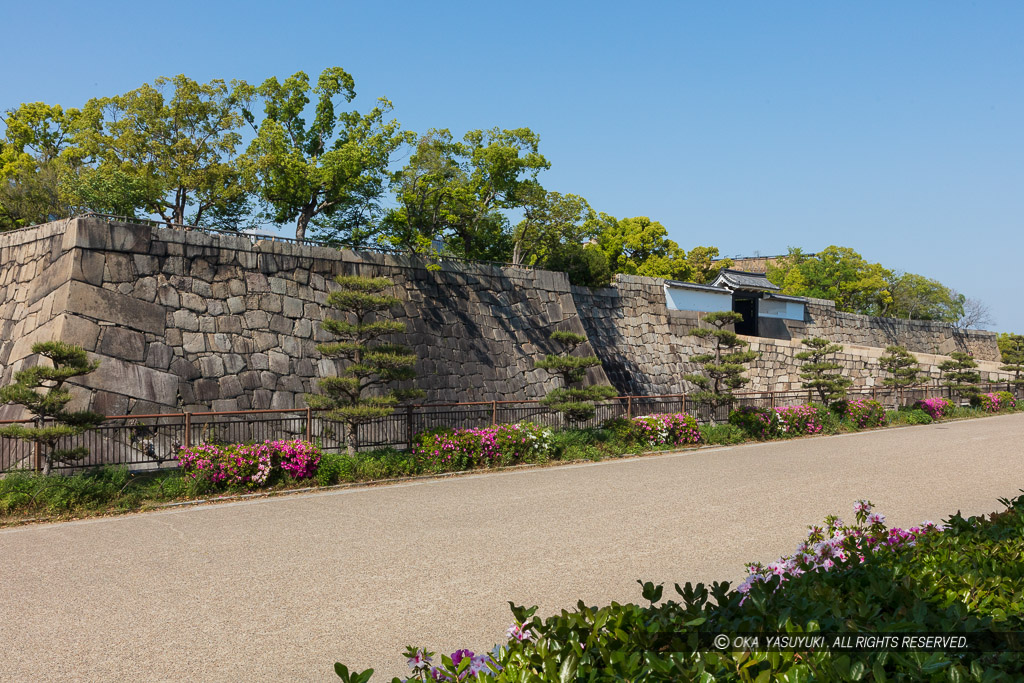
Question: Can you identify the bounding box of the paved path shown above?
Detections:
[2,414,1022,681]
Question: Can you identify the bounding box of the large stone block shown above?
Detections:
[73,356,179,408]
[53,280,166,335]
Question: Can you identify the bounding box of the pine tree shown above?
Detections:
[308,275,423,456]
[536,331,617,421]
[0,341,104,475]
[796,337,853,406]
[938,351,980,400]
[878,345,922,404]
[998,333,1024,386]
[683,311,758,424]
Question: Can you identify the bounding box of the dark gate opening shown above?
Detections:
[733,295,758,336]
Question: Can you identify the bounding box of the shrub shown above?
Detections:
[888,408,933,426]
[315,450,350,486]
[412,423,553,473]
[913,396,954,420]
[728,405,775,439]
[600,417,633,443]
[698,423,746,445]
[970,391,1017,413]
[840,398,887,428]
[729,404,825,439]
[177,439,322,489]
[627,413,702,448]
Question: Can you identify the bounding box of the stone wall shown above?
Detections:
[571,274,1009,396]
[0,219,1008,419]
[0,217,607,417]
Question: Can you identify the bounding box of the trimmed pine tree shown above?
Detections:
[998,333,1024,387]
[536,331,617,422]
[796,337,853,406]
[878,345,922,405]
[308,275,424,456]
[0,341,104,475]
[939,351,981,401]
[683,311,758,424]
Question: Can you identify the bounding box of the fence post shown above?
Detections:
[184,412,191,448]
[627,395,633,420]
[769,391,775,409]
[33,437,41,473]
[305,406,312,439]
[406,404,414,446]
[491,401,497,426]
[872,386,877,401]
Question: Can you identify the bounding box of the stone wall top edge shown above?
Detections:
[0,217,73,248]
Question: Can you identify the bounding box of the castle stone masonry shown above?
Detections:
[0,217,1007,419]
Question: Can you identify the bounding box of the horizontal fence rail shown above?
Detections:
[1,383,1020,474]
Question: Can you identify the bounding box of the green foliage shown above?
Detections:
[0,466,201,517]
[535,331,616,422]
[308,275,422,455]
[0,341,104,475]
[887,407,934,426]
[383,127,549,260]
[796,337,852,406]
[938,351,981,399]
[884,271,964,322]
[697,423,746,445]
[683,311,758,423]
[878,345,922,395]
[69,75,247,225]
[238,67,412,242]
[998,333,1024,385]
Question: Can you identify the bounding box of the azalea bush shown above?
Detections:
[913,396,954,420]
[970,390,1017,413]
[177,439,322,489]
[730,403,825,438]
[412,423,553,473]
[627,413,702,448]
[337,493,1024,680]
[838,398,887,428]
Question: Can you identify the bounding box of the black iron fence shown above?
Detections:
[2,383,1020,473]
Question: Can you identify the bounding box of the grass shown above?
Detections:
[2,401,1022,525]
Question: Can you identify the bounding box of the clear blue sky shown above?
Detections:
[3,1,1021,331]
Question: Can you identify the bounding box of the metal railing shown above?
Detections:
[2,383,1019,474]
[77,213,536,270]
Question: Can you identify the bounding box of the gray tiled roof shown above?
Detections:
[710,269,781,291]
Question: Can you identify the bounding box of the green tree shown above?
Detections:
[535,331,617,421]
[240,67,412,242]
[796,337,853,406]
[384,127,550,260]
[0,102,78,229]
[307,275,423,456]
[70,75,248,226]
[542,243,612,288]
[0,342,104,475]
[998,333,1024,386]
[883,272,962,322]
[511,191,596,266]
[684,246,732,284]
[938,351,980,400]
[683,311,758,424]
[769,246,893,316]
[878,345,922,404]
[595,215,690,280]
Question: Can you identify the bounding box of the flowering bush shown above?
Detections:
[970,391,1017,413]
[178,439,322,489]
[913,396,954,420]
[729,404,825,438]
[627,413,702,448]
[399,645,503,681]
[738,499,942,599]
[840,398,888,428]
[275,440,322,479]
[728,405,775,439]
[412,423,553,473]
